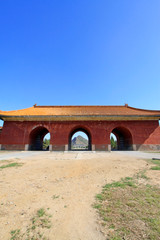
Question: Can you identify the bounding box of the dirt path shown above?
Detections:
[0,152,156,240]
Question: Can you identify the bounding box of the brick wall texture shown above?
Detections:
[0,120,160,150]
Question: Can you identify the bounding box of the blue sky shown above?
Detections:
[0,0,160,112]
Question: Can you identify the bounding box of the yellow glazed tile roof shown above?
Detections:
[0,105,160,117]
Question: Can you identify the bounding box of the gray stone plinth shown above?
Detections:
[108,144,111,151]
[25,144,29,151]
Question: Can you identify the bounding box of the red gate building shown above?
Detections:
[0,104,160,151]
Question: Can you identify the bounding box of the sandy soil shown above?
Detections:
[0,151,159,240]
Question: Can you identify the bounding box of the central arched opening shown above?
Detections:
[69,128,91,151]
[29,126,50,150]
[110,127,133,150]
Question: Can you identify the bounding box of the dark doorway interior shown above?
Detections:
[111,127,133,150]
[29,127,50,150]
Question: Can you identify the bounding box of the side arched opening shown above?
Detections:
[110,127,133,150]
[69,128,91,151]
[0,119,4,134]
[29,126,50,151]
[110,133,117,150]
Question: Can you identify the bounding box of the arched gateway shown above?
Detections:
[29,126,50,150]
[0,105,160,151]
[111,127,133,150]
[69,128,91,151]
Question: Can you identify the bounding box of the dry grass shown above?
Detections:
[94,176,160,240]
[10,208,52,240]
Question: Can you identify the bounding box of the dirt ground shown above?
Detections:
[0,151,160,240]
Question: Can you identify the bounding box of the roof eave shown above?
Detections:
[1,115,160,121]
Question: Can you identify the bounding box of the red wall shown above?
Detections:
[0,120,160,150]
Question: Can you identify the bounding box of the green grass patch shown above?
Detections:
[93,203,102,209]
[148,159,160,171]
[52,194,60,200]
[10,229,21,240]
[151,166,160,170]
[94,175,160,240]
[103,177,136,189]
[10,208,52,240]
[0,162,23,169]
[37,208,46,217]
[136,169,149,179]
[96,194,105,201]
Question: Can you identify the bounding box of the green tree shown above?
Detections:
[43,138,50,150]
[111,136,117,150]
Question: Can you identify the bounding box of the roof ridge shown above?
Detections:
[34,105,126,108]
[127,106,160,112]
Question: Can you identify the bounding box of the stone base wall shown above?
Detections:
[52,145,65,151]
[0,143,160,152]
[136,144,160,151]
[95,144,109,151]
[1,144,25,150]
